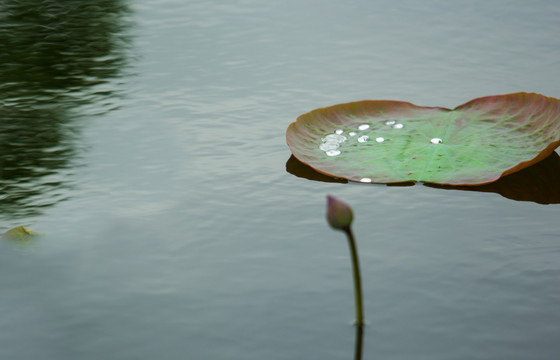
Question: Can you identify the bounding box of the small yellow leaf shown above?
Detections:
[2,226,39,241]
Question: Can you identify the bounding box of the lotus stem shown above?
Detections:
[326,195,365,326]
[344,227,364,327]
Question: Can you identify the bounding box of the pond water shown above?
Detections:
[1,1,560,359]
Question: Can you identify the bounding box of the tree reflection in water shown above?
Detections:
[0,0,132,220]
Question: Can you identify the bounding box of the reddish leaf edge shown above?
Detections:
[286,92,560,186]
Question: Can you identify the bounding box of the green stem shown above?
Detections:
[344,227,364,326]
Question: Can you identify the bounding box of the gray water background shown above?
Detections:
[1,1,560,359]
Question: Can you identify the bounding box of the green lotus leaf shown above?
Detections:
[286,92,560,185]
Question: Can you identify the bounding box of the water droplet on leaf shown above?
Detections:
[322,134,347,143]
[326,149,341,156]
[320,141,340,151]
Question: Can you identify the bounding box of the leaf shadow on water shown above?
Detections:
[286,151,560,205]
[0,0,133,220]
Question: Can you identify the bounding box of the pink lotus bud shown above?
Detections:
[326,195,354,231]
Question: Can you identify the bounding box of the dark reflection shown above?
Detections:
[0,0,132,219]
[428,151,560,204]
[354,325,364,360]
[286,152,560,204]
[286,155,347,183]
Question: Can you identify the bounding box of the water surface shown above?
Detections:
[1,1,560,359]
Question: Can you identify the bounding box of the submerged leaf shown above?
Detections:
[286,93,560,185]
[2,225,39,242]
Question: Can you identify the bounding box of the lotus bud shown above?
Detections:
[326,195,353,231]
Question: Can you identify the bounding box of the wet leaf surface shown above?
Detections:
[286,93,560,185]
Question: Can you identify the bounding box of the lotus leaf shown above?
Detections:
[286,93,560,185]
[2,225,39,242]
